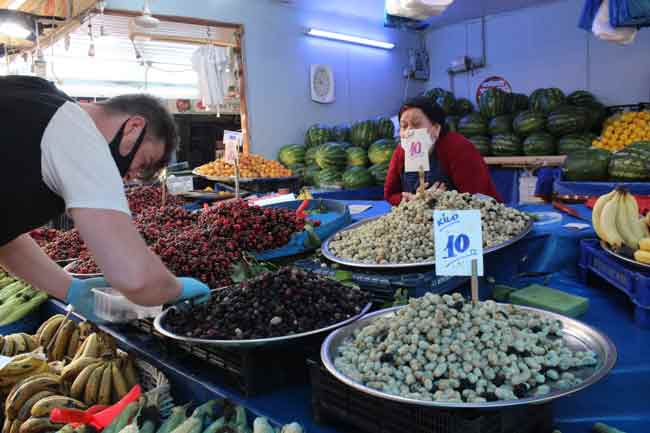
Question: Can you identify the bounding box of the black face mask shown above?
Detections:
[109,119,147,177]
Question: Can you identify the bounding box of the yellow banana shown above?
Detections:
[2,336,16,357]
[80,334,100,359]
[624,193,645,244]
[600,193,624,248]
[17,390,56,421]
[0,354,46,377]
[47,361,64,376]
[616,193,640,249]
[98,363,113,405]
[49,320,76,362]
[34,315,64,345]
[2,417,11,433]
[0,336,5,354]
[31,396,86,418]
[592,189,618,241]
[9,420,20,433]
[110,361,129,400]
[83,364,104,406]
[18,417,61,433]
[78,322,95,340]
[17,334,36,353]
[123,358,138,390]
[37,316,64,348]
[5,374,61,419]
[10,335,27,356]
[634,249,650,264]
[640,238,650,252]
[69,362,102,400]
[66,329,80,359]
[61,357,102,382]
[72,337,89,361]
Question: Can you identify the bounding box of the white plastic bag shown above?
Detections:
[592,0,637,44]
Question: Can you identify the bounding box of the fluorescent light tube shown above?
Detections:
[8,0,28,10]
[0,21,31,39]
[306,28,395,49]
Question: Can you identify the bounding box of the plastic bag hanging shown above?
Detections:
[592,0,637,44]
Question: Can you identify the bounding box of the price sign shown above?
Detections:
[401,129,432,172]
[223,130,242,164]
[433,210,484,276]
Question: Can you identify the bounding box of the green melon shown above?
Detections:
[288,163,306,177]
[531,88,566,114]
[346,146,369,167]
[491,133,522,156]
[368,139,397,165]
[335,141,353,150]
[305,124,331,147]
[316,168,343,187]
[303,165,321,186]
[547,106,588,136]
[315,143,347,170]
[627,141,650,153]
[488,115,513,135]
[376,116,395,139]
[342,166,376,189]
[468,136,491,156]
[304,145,320,166]
[435,91,456,115]
[513,110,546,137]
[454,98,474,116]
[331,123,351,142]
[510,93,529,113]
[445,115,459,132]
[609,149,650,181]
[424,87,448,99]
[557,134,594,155]
[369,162,389,185]
[529,89,545,111]
[584,102,608,133]
[479,88,509,119]
[277,144,306,167]
[523,132,556,156]
[567,90,597,107]
[458,113,488,137]
[350,120,379,149]
[562,148,611,181]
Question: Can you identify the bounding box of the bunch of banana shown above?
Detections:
[2,373,64,433]
[0,334,37,357]
[71,331,116,361]
[592,188,650,250]
[64,357,135,406]
[634,237,650,264]
[0,281,48,327]
[34,316,81,362]
[0,352,49,389]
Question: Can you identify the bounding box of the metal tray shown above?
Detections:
[321,217,534,269]
[63,261,102,279]
[322,305,617,409]
[600,240,650,271]
[192,169,298,183]
[154,302,373,348]
[179,191,235,200]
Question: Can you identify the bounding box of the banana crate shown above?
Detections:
[579,239,650,328]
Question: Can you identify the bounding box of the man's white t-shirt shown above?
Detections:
[40,102,131,216]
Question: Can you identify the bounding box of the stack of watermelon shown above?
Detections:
[294,116,396,189]
[562,141,650,182]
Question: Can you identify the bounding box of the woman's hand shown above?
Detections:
[402,192,416,202]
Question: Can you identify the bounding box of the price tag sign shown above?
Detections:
[433,210,484,276]
[401,129,432,172]
[223,130,242,164]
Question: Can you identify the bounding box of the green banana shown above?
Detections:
[155,404,189,433]
[0,292,48,326]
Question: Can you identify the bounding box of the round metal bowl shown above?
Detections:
[321,217,534,269]
[63,261,102,279]
[191,169,299,184]
[600,240,650,271]
[154,302,373,349]
[322,304,617,409]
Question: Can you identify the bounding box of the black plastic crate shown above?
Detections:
[294,258,469,305]
[132,318,320,396]
[308,359,554,433]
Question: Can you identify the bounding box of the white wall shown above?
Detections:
[425,0,650,106]
[107,0,424,158]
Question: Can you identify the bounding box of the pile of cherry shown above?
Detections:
[126,185,184,215]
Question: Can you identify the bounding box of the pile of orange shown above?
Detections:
[196,154,292,179]
[593,111,650,152]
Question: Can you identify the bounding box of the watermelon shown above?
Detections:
[547,106,588,136]
[424,87,448,99]
[435,91,456,115]
[468,136,491,156]
[562,148,611,181]
[557,133,594,155]
[303,165,321,186]
[331,123,351,142]
[531,88,566,114]
[350,120,379,149]
[445,115,459,132]
[513,111,546,137]
[288,163,306,177]
[510,93,529,113]
[335,141,353,150]
[628,141,650,152]
[479,88,509,119]
[376,116,395,139]
[584,102,608,133]
[315,143,347,170]
[369,163,389,185]
[609,149,650,181]
[346,146,369,167]
[523,132,556,156]
[528,89,545,111]
[277,144,306,167]
[458,113,488,137]
[342,166,375,189]
[368,139,397,165]
[316,168,343,187]
[305,124,331,147]
[454,98,474,116]
[491,133,522,156]
[488,115,513,135]
[567,90,597,107]
[304,145,320,166]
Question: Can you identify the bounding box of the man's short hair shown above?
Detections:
[99,94,178,172]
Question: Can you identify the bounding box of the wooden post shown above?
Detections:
[471,259,479,304]
[235,27,250,154]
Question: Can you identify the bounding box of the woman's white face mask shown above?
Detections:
[399,108,441,150]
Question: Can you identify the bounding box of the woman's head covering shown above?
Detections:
[399,96,448,136]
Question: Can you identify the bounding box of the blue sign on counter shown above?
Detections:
[434,210,484,276]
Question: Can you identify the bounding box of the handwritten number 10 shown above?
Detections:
[445,234,470,258]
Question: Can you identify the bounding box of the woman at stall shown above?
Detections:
[384,97,502,205]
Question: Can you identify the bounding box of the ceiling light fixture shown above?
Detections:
[0,21,31,39]
[305,28,395,50]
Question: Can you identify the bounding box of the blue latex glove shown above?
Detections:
[65,277,107,323]
[177,277,211,303]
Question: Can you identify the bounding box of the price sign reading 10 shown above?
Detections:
[433,210,484,277]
